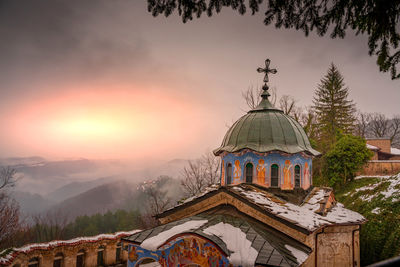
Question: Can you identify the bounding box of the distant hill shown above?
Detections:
[45,176,114,203]
[48,176,185,221]
[11,190,55,215]
[2,156,190,218]
[336,173,400,266]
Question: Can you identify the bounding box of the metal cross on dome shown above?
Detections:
[257,59,277,85]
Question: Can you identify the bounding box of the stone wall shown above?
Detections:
[0,231,138,267]
[303,225,360,267]
[362,160,400,176]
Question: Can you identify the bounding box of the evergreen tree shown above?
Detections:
[313,64,356,148]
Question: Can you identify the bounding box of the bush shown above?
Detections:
[324,134,373,188]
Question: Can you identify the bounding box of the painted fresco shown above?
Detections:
[256,159,266,186]
[221,160,225,186]
[221,150,312,190]
[282,160,293,190]
[233,160,241,184]
[302,162,311,189]
[127,234,231,267]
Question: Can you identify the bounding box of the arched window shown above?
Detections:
[271,164,279,187]
[295,165,301,188]
[76,249,85,267]
[226,163,232,185]
[53,253,64,267]
[245,163,253,183]
[97,245,105,266]
[138,258,160,266]
[116,242,122,263]
[28,257,39,267]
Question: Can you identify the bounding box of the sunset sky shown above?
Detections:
[0,0,399,162]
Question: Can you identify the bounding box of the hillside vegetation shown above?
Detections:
[335,173,400,266]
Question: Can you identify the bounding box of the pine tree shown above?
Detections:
[313,64,356,148]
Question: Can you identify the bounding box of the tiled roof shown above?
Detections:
[159,184,366,233]
[0,230,140,265]
[124,206,311,267]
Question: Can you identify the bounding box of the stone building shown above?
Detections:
[0,231,139,267]
[122,60,365,267]
[362,138,400,175]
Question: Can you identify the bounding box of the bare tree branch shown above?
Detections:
[0,167,17,190]
[0,193,20,244]
[181,151,220,197]
[355,112,372,138]
[369,113,390,138]
[279,95,297,116]
[242,85,277,110]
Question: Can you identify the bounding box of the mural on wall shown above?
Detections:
[233,160,241,184]
[127,234,231,267]
[256,159,267,186]
[222,150,312,190]
[303,162,311,189]
[282,160,293,190]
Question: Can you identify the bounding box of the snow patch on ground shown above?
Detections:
[285,245,309,265]
[355,183,381,193]
[203,222,258,267]
[354,175,391,180]
[141,220,208,251]
[371,207,381,214]
[380,173,400,199]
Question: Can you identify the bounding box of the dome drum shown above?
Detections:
[221,150,312,190]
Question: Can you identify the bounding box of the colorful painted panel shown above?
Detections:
[128,234,231,267]
[221,150,312,190]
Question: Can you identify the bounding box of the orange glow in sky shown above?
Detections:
[4,84,206,160]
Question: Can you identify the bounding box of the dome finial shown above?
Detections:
[257,59,277,99]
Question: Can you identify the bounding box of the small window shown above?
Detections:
[116,242,122,263]
[295,165,301,188]
[28,257,39,267]
[226,163,232,185]
[97,246,105,266]
[76,250,85,267]
[53,253,63,267]
[271,164,279,187]
[245,163,253,183]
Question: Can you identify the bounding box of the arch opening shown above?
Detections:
[295,165,301,188]
[271,164,279,187]
[226,163,232,185]
[245,163,253,183]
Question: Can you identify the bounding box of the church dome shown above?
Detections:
[214,98,320,156]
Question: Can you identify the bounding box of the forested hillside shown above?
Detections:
[335,173,400,266]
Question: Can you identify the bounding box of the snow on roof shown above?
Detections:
[231,186,365,232]
[203,222,258,267]
[140,220,208,251]
[367,144,380,150]
[391,147,400,155]
[0,230,140,265]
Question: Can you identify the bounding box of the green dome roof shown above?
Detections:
[214,95,320,157]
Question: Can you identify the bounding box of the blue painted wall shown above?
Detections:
[221,151,312,190]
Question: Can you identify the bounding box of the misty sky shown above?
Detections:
[0,0,399,162]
